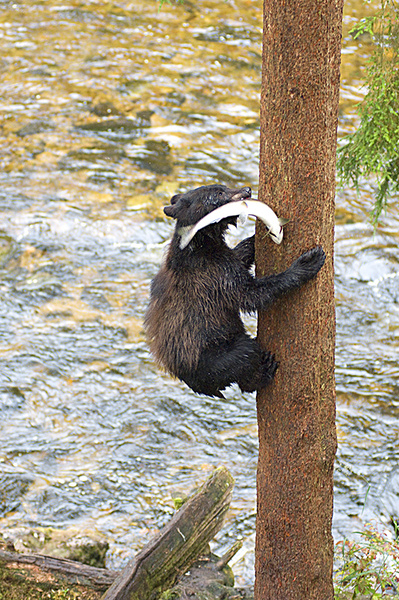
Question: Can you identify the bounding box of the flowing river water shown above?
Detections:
[0,0,398,586]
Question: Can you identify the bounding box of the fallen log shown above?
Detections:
[0,467,235,600]
[101,465,235,600]
[0,546,115,591]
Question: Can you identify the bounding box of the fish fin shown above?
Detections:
[178,226,191,236]
[278,217,289,227]
[238,209,249,225]
[178,226,193,250]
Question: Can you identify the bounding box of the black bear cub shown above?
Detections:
[145,184,325,398]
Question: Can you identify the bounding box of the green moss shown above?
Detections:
[67,542,109,569]
[159,591,179,600]
[0,563,100,600]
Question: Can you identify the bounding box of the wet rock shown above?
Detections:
[0,232,18,268]
[183,155,245,182]
[14,272,62,293]
[76,110,153,142]
[91,101,123,117]
[0,474,32,516]
[166,91,186,106]
[19,528,109,569]
[16,120,55,137]
[163,554,254,600]
[67,539,109,568]
[13,271,63,304]
[0,386,26,414]
[130,139,173,175]
[58,144,127,171]
[118,78,147,93]
[236,590,254,599]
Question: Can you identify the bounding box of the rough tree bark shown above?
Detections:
[255,1,343,599]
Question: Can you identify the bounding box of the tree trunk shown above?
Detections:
[255,1,343,599]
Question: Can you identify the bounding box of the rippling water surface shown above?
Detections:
[0,0,398,586]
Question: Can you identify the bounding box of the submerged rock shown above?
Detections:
[16,120,55,137]
[75,110,153,142]
[0,232,18,268]
[58,144,127,171]
[0,474,32,516]
[130,139,173,175]
[90,101,123,117]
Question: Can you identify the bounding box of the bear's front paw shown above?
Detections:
[259,351,278,388]
[294,246,326,281]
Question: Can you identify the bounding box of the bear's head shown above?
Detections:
[163,184,251,226]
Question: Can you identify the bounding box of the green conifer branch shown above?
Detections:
[337,0,399,224]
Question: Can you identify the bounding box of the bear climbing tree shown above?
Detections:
[255,1,344,599]
[146,184,325,399]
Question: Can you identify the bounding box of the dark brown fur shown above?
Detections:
[145,184,325,397]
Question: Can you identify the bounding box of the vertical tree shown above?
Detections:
[255,1,343,599]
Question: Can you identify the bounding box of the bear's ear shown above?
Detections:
[164,204,178,218]
[164,192,188,219]
[170,193,182,205]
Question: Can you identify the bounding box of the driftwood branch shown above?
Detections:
[0,547,115,591]
[101,465,235,600]
[0,467,235,599]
